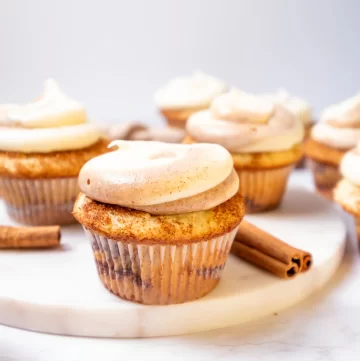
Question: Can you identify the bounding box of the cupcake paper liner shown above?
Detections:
[353,216,360,246]
[295,156,306,169]
[160,110,188,129]
[235,165,294,213]
[0,177,79,225]
[83,226,239,305]
[307,158,341,200]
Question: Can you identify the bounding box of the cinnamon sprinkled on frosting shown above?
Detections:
[186,89,304,153]
[78,141,239,215]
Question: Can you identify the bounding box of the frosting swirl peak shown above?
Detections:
[0,79,101,153]
[211,89,274,124]
[79,141,238,215]
[186,90,304,153]
[3,79,87,128]
[263,89,312,126]
[154,71,227,109]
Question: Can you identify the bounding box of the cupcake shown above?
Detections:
[154,72,227,129]
[305,93,360,199]
[264,89,312,168]
[105,121,186,143]
[73,141,245,305]
[0,79,108,225]
[334,144,360,242]
[185,89,304,213]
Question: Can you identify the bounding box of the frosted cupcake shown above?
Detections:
[305,93,360,199]
[185,89,304,213]
[0,79,108,225]
[73,141,245,305]
[154,72,227,129]
[334,145,360,242]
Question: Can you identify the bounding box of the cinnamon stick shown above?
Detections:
[231,220,312,279]
[0,225,61,249]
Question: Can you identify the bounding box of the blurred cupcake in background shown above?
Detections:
[0,79,108,225]
[103,121,185,143]
[185,89,304,213]
[334,143,360,243]
[154,72,227,129]
[305,93,360,199]
[263,89,312,168]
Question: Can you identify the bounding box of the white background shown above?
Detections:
[0,0,359,124]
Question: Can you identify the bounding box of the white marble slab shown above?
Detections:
[0,172,346,338]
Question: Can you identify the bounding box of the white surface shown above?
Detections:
[0,172,345,342]
[1,0,360,122]
[0,171,358,360]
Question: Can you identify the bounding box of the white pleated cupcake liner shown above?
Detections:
[0,177,79,225]
[235,164,294,213]
[83,226,239,305]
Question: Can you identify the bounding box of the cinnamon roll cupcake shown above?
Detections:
[185,90,304,213]
[0,79,108,225]
[73,141,245,305]
[305,94,360,199]
[334,144,360,242]
[154,72,226,129]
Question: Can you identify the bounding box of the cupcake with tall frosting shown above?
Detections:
[73,141,245,305]
[0,79,108,225]
[154,71,227,129]
[185,89,304,213]
[334,144,360,242]
[305,93,360,199]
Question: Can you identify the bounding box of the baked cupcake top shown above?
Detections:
[154,72,227,109]
[0,79,101,153]
[78,141,238,215]
[263,89,312,127]
[340,143,360,186]
[312,94,360,149]
[186,89,304,153]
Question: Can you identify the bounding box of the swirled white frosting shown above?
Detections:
[263,89,312,126]
[154,72,227,109]
[186,89,304,153]
[78,141,238,214]
[312,93,360,149]
[0,124,101,153]
[340,144,360,186]
[0,79,102,153]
